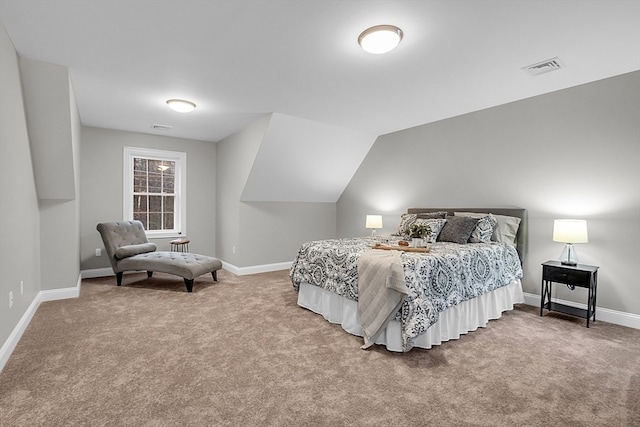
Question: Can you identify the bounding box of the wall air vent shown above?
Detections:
[152,124,172,131]
[523,57,564,76]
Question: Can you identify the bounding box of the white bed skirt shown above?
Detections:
[297,280,524,352]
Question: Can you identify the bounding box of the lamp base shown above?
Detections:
[559,243,579,266]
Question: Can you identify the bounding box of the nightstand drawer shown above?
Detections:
[543,267,590,286]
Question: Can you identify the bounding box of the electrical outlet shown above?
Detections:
[96,248,102,257]
[20,280,24,295]
[9,291,13,309]
[232,246,236,254]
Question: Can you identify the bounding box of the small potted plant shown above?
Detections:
[408,223,431,248]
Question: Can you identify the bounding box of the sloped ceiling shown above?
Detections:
[241,113,376,202]
[1,1,638,203]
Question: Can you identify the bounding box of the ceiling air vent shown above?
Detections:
[523,57,564,76]
[152,124,172,131]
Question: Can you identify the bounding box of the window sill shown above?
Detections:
[147,232,186,239]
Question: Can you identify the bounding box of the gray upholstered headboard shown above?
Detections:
[407,208,528,264]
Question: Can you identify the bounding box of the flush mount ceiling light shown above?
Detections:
[358,25,403,54]
[166,99,196,113]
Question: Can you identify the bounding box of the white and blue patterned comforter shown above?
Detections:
[290,236,523,350]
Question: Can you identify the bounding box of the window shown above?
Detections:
[124,147,186,238]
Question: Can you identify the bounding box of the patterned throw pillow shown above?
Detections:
[454,212,499,243]
[414,218,447,243]
[469,214,497,243]
[395,213,417,236]
[469,214,498,243]
[437,216,480,244]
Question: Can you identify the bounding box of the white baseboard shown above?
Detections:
[523,292,640,330]
[0,291,41,373]
[40,275,81,301]
[0,274,82,373]
[221,261,292,276]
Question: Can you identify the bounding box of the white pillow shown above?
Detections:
[490,214,521,244]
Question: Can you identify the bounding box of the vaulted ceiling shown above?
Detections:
[1,1,638,202]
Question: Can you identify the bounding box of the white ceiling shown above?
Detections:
[1,0,638,144]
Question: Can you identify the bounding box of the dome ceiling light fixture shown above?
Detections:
[358,24,403,54]
[166,99,196,113]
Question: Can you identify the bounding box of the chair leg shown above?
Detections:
[147,271,153,278]
[212,270,218,282]
[116,272,123,286]
[184,278,194,293]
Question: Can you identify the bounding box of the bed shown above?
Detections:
[290,208,527,352]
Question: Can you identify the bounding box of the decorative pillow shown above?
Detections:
[491,214,522,244]
[437,216,479,244]
[414,218,447,243]
[454,212,498,243]
[395,213,417,236]
[416,211,448,219]
[114,243,157,259]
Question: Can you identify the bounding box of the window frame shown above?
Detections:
[123,146,187,238]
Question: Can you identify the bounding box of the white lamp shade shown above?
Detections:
[365,215,383,229]
[358,25,403,54]
[553,219,588,243]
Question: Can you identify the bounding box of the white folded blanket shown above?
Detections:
[357,249,407,349]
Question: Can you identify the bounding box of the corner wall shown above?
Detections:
[20,58,81,291]
[0,21,41,358]
[216,115,337,270]
[337,71,640,317]
[79,127,216,272]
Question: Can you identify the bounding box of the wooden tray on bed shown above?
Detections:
[371,243,429,253]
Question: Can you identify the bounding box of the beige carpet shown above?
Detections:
[1,269,639,426]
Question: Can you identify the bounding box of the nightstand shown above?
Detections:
[540,260,599,327]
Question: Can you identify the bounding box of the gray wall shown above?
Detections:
[215,115,269,266]
[338,71,640,316]
[216,115,337,268]
[0,20,41,348]
[239,201,336,266]
[19,59,77,200]
[80,127,216,271]
[20,58,81,291]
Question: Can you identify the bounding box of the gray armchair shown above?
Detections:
[96,221,222,292]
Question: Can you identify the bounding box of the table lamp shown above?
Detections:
[553,219,588,266]
[365,215,383,237]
